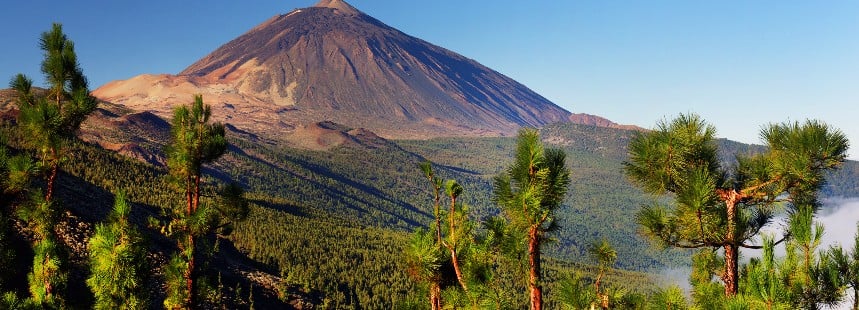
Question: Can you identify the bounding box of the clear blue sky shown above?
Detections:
[2,1,857,157]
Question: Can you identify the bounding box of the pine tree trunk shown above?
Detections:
[434,187,442,244]
[184,174,202,307]
[193,175,200,213]
[44,252,53,299]
[595,272,603,308]
[45,148,58,203]
[435,209,442,245]
[448,195,468,293]
[449,247,468,293]
[594,272,602,297]
[721,190,739,297]
[430,281,441,310]
[528,226,542,310]
[187,234,195,307]
[723,244,739,296]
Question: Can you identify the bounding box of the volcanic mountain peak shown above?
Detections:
[313,0,361,15]
[94,1,574,142]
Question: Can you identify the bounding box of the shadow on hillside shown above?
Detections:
[248,198,307,217]
[50,169,297,308]
[228,144,429,228]
[212,236,320,309]
[284,153,428,225]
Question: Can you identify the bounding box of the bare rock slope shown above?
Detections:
[94,0,572,140]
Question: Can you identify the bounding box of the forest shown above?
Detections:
[3,24,859,310]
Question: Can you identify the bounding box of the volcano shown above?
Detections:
[94,0,572,140]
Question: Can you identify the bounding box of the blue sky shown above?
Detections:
[1,1,857,157]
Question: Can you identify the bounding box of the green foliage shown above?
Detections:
[830,223,859,310]
[558,273,596,309]
[230,203,417,308]
[163,253,189,310]
[16,198,57,240]
[739,235,790,309]
[1,291,40,310]
[625,113,849,296]
[406,228,443,283]
[215,182,250,235]
[402,125,691,270]
[5,23,96,306]
[494,129,571,233]
[163,94,231,307]
[782,206,844,308]
[647,285,687,310]
[590,238,618,306]
[493,128,571,309]
[0,143,16,290]
[87,190,148,309]
[12,23,97,200]
[27,236,65,308]
[590,239,618,271]
[689,249,725,307]
[166,94,227,186]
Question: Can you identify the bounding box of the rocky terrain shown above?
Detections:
[93,0,574,142]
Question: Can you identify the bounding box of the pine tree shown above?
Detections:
[87,190,148,309]
[740,235,789,309]
[0,144,15,291]
[0,141,38,302]
[8,23,97,306]
[473,216,525,309]
[625,114,848,296]
[688,249,725,307]
[404,228,443,310]
[647,286,688,310]
[163,94,227,309]
[782,206,843,309]
[27,235,64,306]
[831,223,859,310]
[589,239,617,309]
[558,273,596,309]
[412,162,446,309]
[443,179,470,294]
[493,128,571,310]
[11,23,97,203]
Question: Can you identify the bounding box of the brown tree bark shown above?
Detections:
[430,281,441,310]
[186,235,195,307]
[723,244,738,296]
[721,189,740,296]
[44,148,58,203]
[594,272,604,307]
[44,253,53,299]
[184,174,202,307]
[528,225,543,310]
[447,194,468,293]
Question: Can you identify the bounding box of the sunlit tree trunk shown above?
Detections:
[528,226,542,310]
[723,191,739,296]
[430,282,441,310]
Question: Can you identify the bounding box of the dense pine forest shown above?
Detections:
[4,23,859,310]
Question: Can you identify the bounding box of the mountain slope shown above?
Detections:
[94,0,571,140]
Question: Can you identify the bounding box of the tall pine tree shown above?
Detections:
[163,95,227,309]
[493,128,571,310]
[87,190,148,309]
[625,114,848,296]
[12,23,97,203]
[9,23,97,306]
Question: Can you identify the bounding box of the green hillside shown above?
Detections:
[4,108,859,308]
